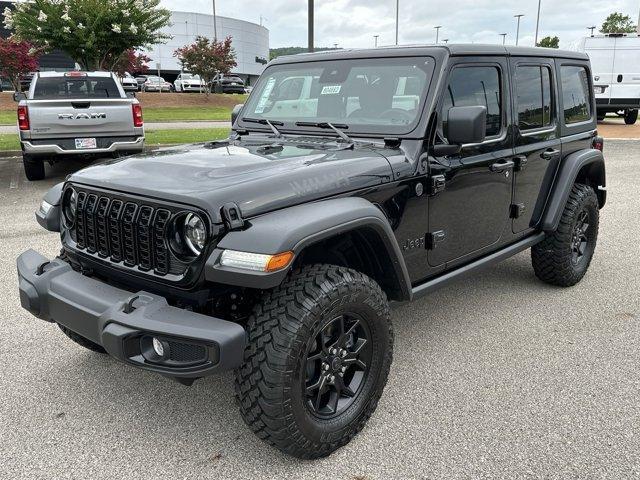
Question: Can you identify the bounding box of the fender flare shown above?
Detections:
[542,149,605,232]
[204,197,412,300]
[36,182,64,232]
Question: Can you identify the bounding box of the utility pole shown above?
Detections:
[587,26,596,37]
[514,14,524,45]
[308,0,314,52]
[395,0,399,45]
[374,35,379,47]
[442,39,449,44]
[435,25,441,44]
[534,0,542,46]
[212,0,217,41]
[500,33,507,45]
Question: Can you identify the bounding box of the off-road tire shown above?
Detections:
[58,324,107,354]
[234,264,393,459]
[531,183,599,287]
[624,109,638,125]
[23,155,45,181]
[597,113,606,122]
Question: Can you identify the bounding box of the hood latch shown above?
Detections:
[222,202,245,230]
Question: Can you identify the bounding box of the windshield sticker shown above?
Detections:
[321,85,342,95]
[255,77,276,113]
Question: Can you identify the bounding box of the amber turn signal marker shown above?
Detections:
[265,251,295,272]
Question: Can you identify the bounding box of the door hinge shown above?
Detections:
[510,203,526,219]
[514,155,528,171]
[430,175,446,195]
[222,202,244,230]
[427,230,446,249]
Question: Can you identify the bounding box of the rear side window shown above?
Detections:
[33,76,121,99]
[561,66,591,124]
[515,65,553,130]
[442,66,502,137]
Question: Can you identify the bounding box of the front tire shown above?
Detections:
[23,155,45,181]
[624,109,638,125]
[531,183,599,287]
[235,264,393,459]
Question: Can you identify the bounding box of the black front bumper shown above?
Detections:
[17,249,246,379]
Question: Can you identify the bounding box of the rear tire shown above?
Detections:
[23,155,45,181]
[235,264,393,459]
[531,183,599,287]
[58,324,107,354]
[624,109,638,125]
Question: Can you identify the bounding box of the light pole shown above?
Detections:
[500,33,507,45]
[514,14,524,45]
[333,43,338,49]
[308,0,314,52]
[374,35,379,47]
[434,25,442,44]
[587,26,596,37]
[395,0,399,45]
[442,39,449,44]
[534,0,542,46]
[212,0,217,41]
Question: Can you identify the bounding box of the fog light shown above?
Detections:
[152,337,165,356]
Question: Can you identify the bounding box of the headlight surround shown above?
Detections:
[183,213,206,256]
[62,187,77,227]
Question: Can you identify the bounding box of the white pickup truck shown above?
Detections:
[15,71,145,180]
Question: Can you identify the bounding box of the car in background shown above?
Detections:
[19,72,37,92]
[14,71,144,181]
[211,73,245,94]
[119,72,139,92]
[244,85,253,94]
[142,76,172,92]
[135,75,150,91]
[174,73,206,92]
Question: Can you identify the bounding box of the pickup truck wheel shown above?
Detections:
[235,264,393,459]
[624,109,638,125]
[531,183,599,287]
[23,156,45,181]
[58,324,107,354]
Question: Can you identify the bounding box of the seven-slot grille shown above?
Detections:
[72,189,177,276]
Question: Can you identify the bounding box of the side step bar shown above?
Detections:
[410,232,546,301]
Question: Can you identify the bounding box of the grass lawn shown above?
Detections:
[0,128,230,152]
[143,107,233,123]
[0,111,15,125]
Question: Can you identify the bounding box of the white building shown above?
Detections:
[143,11,269,85]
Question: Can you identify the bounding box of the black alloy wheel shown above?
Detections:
[571,209,590,265]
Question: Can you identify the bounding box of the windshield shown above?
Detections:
[146,76,165,82]
[241,56,435,135]
[33,76,121,99]
[182,74,200,80]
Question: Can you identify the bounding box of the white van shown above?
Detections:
[577,34,640,124]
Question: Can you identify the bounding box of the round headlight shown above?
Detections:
[183,213,206,256]
[62,187,77,226]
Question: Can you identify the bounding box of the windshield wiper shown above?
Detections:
[242,117,283,137]
[295,121,353,144]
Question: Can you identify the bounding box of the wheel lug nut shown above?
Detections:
[341,350,347,357]
[329,375,335,382]
[341,366,346,372]
[322,363,329,371]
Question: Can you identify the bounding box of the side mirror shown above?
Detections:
[231,104,244,124]
[13,92,26,102]
[446,105,487,145]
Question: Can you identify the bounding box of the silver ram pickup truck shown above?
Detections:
[15,71,145,180]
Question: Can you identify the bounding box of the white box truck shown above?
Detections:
[577,34,640,124]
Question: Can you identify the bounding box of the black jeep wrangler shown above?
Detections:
[17,45,606,459]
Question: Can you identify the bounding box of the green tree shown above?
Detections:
[537,36,560,48]
[3,0,171,70]
[600,12,637,34]
[174,36,237,95]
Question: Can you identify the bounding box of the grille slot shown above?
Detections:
[67,188,198,278]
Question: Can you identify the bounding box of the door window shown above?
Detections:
[441,66,502,137]
[561,66,592,124]
[515,66,553,130]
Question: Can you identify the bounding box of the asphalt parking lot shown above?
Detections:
[0,141,638,479]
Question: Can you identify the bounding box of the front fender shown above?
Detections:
[204,197,412,299]
[35,182,64,232]
[542,149,605,232]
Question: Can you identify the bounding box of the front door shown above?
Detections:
[428,58,515,267]
[510,57,562,233]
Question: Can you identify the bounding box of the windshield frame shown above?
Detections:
[237,55,436,138]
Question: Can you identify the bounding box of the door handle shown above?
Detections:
[541,149,560,160]
[490,160,514,172]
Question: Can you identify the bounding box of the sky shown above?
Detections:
[160,0,640,49]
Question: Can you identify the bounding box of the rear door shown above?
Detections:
[583,37,615,106]
[510,57,561,233]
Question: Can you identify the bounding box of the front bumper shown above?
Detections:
[21,136,145,156]
[17,249,246,379]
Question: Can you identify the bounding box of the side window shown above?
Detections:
[442,66,502,138]
[515,65,553,131]
[561,65,591,124]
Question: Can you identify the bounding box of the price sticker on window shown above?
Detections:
[321,85,342,95]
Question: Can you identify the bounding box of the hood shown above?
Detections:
[69,136,395,224]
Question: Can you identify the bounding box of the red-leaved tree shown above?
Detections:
[174,36,236,94]
[109,49,152,76]
[0,37,42,91]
